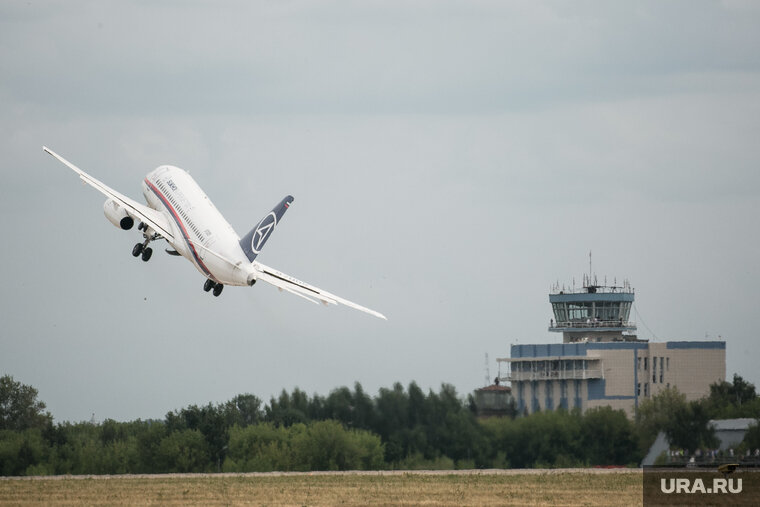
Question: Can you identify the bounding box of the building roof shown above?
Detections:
[497,355,600,362]
[476,384,511,392]
[709,418,758,431]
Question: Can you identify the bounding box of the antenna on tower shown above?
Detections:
[589,250,592,281]
[484,353,490,387]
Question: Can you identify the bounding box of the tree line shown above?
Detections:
[636,373,760,457]
[1,374,758,475]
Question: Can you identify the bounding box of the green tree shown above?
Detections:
[374,382,408,462]
[407,382,427,427]
[704,374,760,418]
[166,403,226,469]
[322,383,375,431]
[351,382,376,430]
[225,423,294,472]
[135,421,167,473]
[580,407,639,465]
[156,429,209,473]
[635,386,688,452]
[265,390,308,427]
[664,401,718,453]
[324,387,354,425]
[219,394,262,428]
[742,420,760,452]
[424,384,489,467]
[0,375,52,431]
[292,420,384,471]
[482,409,583,468]
[0,429,48,475]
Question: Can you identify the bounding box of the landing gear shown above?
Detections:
[132,232,160,261]
[203,279,224,296]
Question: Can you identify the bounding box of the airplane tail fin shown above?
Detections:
[239,195,294,262]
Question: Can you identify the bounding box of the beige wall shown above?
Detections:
[590,349,636,397]
[637,344,725,402]
[510,342,725,419]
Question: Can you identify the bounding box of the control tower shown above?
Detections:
[498,273,725,419]
[549,275,639,343]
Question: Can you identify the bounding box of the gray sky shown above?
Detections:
[2,1,759,422]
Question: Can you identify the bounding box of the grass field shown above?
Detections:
[0,469,642,506]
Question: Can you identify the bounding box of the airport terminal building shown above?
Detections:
[497,279,725,418]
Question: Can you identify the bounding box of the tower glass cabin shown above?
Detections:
[549,277,638,343]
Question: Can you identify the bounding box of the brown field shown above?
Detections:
[0,469,642,506]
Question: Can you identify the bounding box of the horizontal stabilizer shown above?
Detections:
[251,262,387,320]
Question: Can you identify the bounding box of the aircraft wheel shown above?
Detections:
[132,243,143,257]
[141,247,153,262]
[213,284,224,297]
[203,279,215,292]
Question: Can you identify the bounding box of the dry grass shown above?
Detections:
[0,469,642,506]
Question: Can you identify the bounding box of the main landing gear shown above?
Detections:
[132,225,160,262]
[203,278,224,297]
[131,241,153,262]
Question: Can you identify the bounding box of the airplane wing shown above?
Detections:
[43,146,175,241]
[252,261,387,320]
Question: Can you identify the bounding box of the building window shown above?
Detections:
[637,357,641,370]
[644,357,648,371]
[666,357,669,371]
[644,383,649,397]
[567,302,590,322]
[653,372,656,383]
[637,383,641,396]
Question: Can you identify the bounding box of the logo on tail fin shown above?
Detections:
[252,212,277,254]
[239,195,293,262]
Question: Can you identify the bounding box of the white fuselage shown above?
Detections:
[141,166,252,286]
[44,145,385,318]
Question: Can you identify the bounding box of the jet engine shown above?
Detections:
[103,199,134,230]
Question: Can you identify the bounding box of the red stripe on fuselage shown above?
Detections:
[144,178,215,281]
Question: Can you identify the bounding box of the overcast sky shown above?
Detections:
[2,1,759,422]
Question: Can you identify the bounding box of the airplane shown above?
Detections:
[43,146,386,320]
